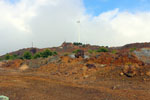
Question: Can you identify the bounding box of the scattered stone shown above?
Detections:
[86,64,96,69]
[146,71,150,76]
[75,50,84,58]
[140,73,144,76]
[100,64,106,68]
[84,75,89,79]
[112,85,120,90]
[0,62,4,67]
[122,64,138,77]
[120,72,124,76]
[19,64,29,71]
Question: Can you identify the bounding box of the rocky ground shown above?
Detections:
[1,43,150,100]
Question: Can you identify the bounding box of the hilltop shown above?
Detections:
[0,42,150,100]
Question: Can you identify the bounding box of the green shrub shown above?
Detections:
[73,42,82,46]
[5,54,11,60]
[12,54,18,59]
[88,50,93,54]
[23,52,32,60]
[53,51,57,55]
[130,47,137,52]
[97,47,109,52]
[41,49,52,58]
[0,58,3,61]
[64,53,68,56]
[72,49,81,53]
[111,50,117,54]
[33,52,41,59]
[18,56,24,60]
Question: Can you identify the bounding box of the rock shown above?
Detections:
[19,64,29,71]
[86,64,96,69]
[100,64,106,68]
[112,85,120,90]
[146,71,150,76]
[75,50,84,58]
[140,73,144,76]
[84,75,89,79]
[122,64,138,77]
[0,62,4,67]
[120,72,124,76]
[0,95,9,100]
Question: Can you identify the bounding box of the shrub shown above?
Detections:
[33,52,41,59]
[41,49,52,58]
[72,49,81,53]
[64,53,68,56]
[0,58,3,61]
[18,56,24,60]
[23,51,32,60]
[111,50,117,54]
[13,54,18,59]
[7,54,18,60]
[88,50,93,54]
[5,54,11,60]
[130,47,137,52]
[73,42,82,46]
[97,47,109,52]
[53,51,58,55]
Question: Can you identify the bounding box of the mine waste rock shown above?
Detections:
[0,96,9,100]
[75,50,84,58]
[86,64,96,69]
[122,64,140,77]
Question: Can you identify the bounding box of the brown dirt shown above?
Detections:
[1,47,150,100]
[0,56,150,100]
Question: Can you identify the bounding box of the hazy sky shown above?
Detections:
[1,0,150,55]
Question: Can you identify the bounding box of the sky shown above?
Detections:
[1,0,150,55]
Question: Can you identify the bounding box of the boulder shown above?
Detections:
[0,95,9,100]
[19,64,29,71]
[122,64,139,77]
[75,50,84,58]
[86,64,96,69]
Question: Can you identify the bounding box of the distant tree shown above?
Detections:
[97,47,109,52]
[111,50,117,54]
[0,58,3,61]
[5,54,11,60]
[72,49,81,53]
[88,50,93,54]
[130,47,137,52]
[18,56,24,60]
[33,52,41,59]
[41,49,52,58]
[53,51,58,55]
[13,54,18,58]
[73,42,82,46]
[23,52,32,60]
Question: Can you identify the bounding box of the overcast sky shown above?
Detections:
[1,0,150,55]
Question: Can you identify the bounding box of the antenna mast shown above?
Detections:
[77,20,81,43]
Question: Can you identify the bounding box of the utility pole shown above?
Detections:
[32,42,33,48]
[77,20,81,43]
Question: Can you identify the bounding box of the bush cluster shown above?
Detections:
[96,47,109,52]
[73,42,82,46]
[4,54,19,60]
[130,47,137,52]
[72,49,81,53]
[2,49,57,60]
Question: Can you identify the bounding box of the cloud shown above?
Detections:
[0,0,150,55]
